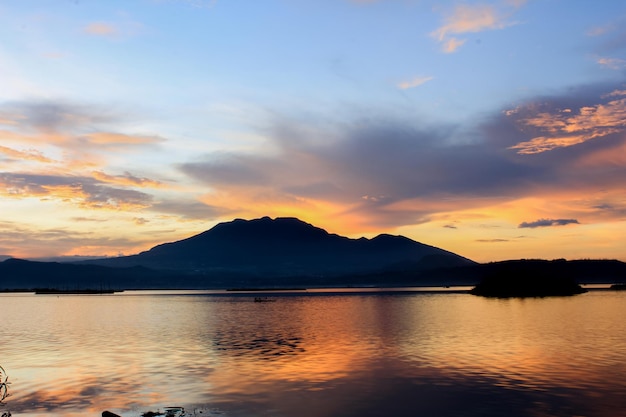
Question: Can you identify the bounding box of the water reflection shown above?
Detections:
[1,291,626,416]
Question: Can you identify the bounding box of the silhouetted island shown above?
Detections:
[470,260,587,298]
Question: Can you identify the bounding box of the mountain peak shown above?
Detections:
[205,216,330,242]
[82,216,475,279]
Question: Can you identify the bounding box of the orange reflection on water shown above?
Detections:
[10,374,133,417]
[394,293,626,394]
[3,291,626,417]
[198,296,378,392]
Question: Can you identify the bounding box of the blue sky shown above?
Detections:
[1,0,626,262]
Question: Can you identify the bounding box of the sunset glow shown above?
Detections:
[1,1,626,262]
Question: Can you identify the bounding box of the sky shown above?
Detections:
[1,0,626,262]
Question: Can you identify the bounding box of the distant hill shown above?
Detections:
[81,216,476,279]
[25,255,113,263]
[0,258,168,291]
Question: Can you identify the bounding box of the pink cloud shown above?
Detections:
[83,22,118,37]
[509,92,626,154]
[431,2,524,53]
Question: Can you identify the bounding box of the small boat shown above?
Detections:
[254,297,276,302]
[138,407,186,417]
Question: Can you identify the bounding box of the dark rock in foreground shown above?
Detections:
[470,260,587,298]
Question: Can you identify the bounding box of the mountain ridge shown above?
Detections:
[80,216,475,277]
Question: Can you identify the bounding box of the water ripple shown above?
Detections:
[1,291,626,416]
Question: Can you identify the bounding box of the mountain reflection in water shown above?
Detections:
[1,289,625,417]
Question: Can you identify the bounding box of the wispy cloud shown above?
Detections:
[587,16,626,54]
[0,145,55,164]
[133,217,150,225]
[0,100,167,211]
[508,89,626,154]
[587,24,613,37]
[151,199,231,221]
[82,19,144,40]
[91,171,164,189]
[71,217,108,223]
[597,57,626,70]
[518,218,580,228]
[431,2,525,53]
[397,76,434,90]
[0,220,144,258]
[431,4,503,40]
[83,22,118,37]
[80,132,165,149]
[0,173,154,211]
[0,96,227,256]
[441,38,466,53]
[0,101,164,169]
[0,101,115,135]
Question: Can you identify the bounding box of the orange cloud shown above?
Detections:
[597,57,626,70]
[441,37,466,53]
[0,173,153,211]
[82,18,144,40]
[82,132,164,147]
[397,76,434,90]
[0,102,169,183]
[510,134,590,154]
[509,93,626,154]
[0,145,55,163]
[0,129,73,148]
[91,171,164,188]
[432,4,502,40]
[431,2,523,53]
[83,22,118,37]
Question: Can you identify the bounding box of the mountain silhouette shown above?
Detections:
[2,217,626,290]
[82,216,475,279]
[0,258,163,290]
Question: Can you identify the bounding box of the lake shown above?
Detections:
[1,288,626,417]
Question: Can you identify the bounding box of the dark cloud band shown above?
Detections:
[518,219,580,229]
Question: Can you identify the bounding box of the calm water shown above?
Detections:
[1,289,626,417]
